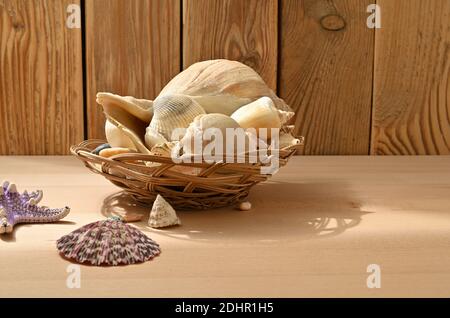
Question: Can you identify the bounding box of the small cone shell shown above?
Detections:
[148,195,181,228]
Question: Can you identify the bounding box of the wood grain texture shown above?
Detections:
[372,0,450,155]
[2,156,450,297]
[0,0,83,154]
[279,0,374,155]
[183,0,278,90]
[85,0,180,139]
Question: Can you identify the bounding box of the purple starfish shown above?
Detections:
[0,182,70,234]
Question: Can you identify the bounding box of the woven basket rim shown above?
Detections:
[70,136,304,166]
[69,137,303,209]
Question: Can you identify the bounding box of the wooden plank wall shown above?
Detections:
[372,0,450,155]
[85,0,180,140]
[0,0,83,154]
[0,0,448,155]
[183,0,278,91]
[279,0,374,155]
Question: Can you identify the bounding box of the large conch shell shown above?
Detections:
[145,94,205,148]
[158,59,293,118]
[97,92,153,152]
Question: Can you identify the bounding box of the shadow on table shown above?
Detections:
[101,181,371,243]
[0,220,76,243]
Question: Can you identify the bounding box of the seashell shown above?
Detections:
[56,219,161,266]
[97,92,153,122]
[112,213,143,223]
[105,120,137,149]
[106,116,151,154]
[231,97,288,137]
[92,143,111,155]
[238,201,252,211]
[179,113,240,156]
[99,147,137,158]
[150,141,178,157]
[148,195,181,228]
[96,92,152,152]
[282,125,295,134]
[158,60,293,117]
[145,94,206,148]
[278,132,303,149]
[177,113,269,160]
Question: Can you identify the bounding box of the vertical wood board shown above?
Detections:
[85,0,181,139]
[279,0,374,155]
[0,0,84,154]
[372,0,450,155]
[183,0,278,90]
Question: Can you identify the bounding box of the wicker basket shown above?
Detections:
[70,138,303,209]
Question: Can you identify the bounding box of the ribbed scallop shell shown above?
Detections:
[145,94,205,148]
[56,219,160,266]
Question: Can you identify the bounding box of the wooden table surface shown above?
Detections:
[0,156,449,297]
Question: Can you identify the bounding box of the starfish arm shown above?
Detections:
[20,190,44,204]
[14,205,70,224]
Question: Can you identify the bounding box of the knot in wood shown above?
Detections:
[320,14,346,31]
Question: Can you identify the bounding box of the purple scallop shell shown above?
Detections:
[56,219,161,266]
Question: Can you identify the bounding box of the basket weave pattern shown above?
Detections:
[71,139,303,209]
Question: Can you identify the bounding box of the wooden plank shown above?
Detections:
[279,0,374,155]
[85,0,181,140]
[183,0,278,90]
[372,0,450,155]
[0,0,83,154]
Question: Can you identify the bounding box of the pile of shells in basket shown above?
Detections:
[71,59,303,209]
